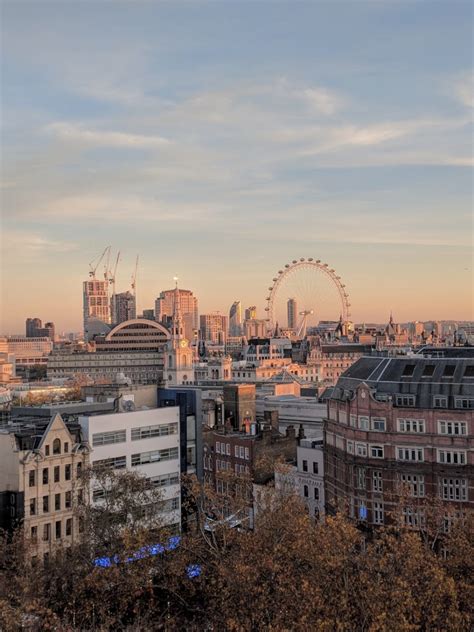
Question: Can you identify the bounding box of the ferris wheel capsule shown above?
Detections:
[278,270,283,274]
[300,258,305,262]
[285,264,290,268]
[292,260,297,264]
[308,257,313,261]
[273,278,278,282]
[316,259,321,263]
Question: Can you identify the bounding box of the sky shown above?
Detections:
[1,0,473,334]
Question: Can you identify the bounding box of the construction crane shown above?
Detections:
[131,255,139,297]
[103,246,111,281]
[88,246,110,280]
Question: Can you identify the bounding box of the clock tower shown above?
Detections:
[165,278,195,386]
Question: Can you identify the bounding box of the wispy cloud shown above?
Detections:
[2,230,78,255]
[45,122,172,149]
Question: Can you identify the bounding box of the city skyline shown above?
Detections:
[1,1,473,332]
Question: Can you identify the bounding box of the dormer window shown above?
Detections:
[395,395,416,407]
[52,438,61,455]
[402,364,415,377]
[442,365,455,378]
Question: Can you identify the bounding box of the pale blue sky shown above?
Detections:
[1,0,472,332]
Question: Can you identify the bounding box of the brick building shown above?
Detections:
[324,353,474,527]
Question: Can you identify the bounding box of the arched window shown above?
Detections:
[52,438,61,455]
[183,375,188,382]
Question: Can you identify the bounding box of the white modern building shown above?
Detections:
[297,437,325,519]
[79,407,181,529]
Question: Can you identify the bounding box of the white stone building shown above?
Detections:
[79,407,181,529]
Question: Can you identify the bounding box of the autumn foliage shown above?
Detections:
[0,473,472,631]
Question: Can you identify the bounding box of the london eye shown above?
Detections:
[265,258,351,337]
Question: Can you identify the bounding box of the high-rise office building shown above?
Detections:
[287,298,298,330]
[155,289,198,342]
[245,306,257,321]
[26,318,42,338]
[200,313,228,344]
[112,291,136,324]
[229,301,242,336]
[83,279,111,340]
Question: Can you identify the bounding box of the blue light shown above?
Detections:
[93,536,182,567]
[186,564,202,579]
[359,505,367,520]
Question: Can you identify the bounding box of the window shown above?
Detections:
[454,398,474,410]
[43,523,50,542]
[463,365,474,378]
[434,396,448,408]
[226,443,231,456]
[370,445,384,459]
[77,489,84,505]
[64,442,69,453]
[93,429,127,446]
[371,417,386,432]
[43,495,49,513]
[313,462,319,474]
[397,418,425,433]
[234,445,239,457]
[65,464,71,481]
[216,441,221,454]
[437,450,466,465]
[42,468,49,485]
[347,440,354,454]
[239,446,245,459]
[442,365,456,378]
[400,473,425,497]
[55,521,61,540]
[245,447,250,460]
[65,491,72,509]
[439,478,467,501]
[54,493,61,511]
[52,439,61,455]
[349,415,357,428]
[356,467,366,489]
[403,507,424,527]
[147,472,180,488]
[131,447,178,467]
[54,466,60,483]
[397,447,424,462]
[45,445,50,456]
[422,364,435,377]
[356,443,367,457]
[95,455,127,469]
[358,416,369,430]
[402,364,415,377]
[373,471,383,493]
[303,485,309,498]
[131,423,178,441]
[395,395,416,407]
[30,526,38,542]
[76,462,82,478]
[373,501,384,525]
[438,420,467,436]
[30,498,36,516]
[29,470,35,487]
[314,487,319,500]
[66,518,72,536]
[302,459,308,472]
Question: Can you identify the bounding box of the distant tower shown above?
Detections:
[83,279,111,339]
[112,291,137,324]
[245,306,257,320]
[165,279,194,386]
[287,298,297,330]
[229,301,242,336]
[26,318,42,337]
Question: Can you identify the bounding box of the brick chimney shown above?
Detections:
[264,410,279,433]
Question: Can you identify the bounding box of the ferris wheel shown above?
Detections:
[265,258,351,337]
